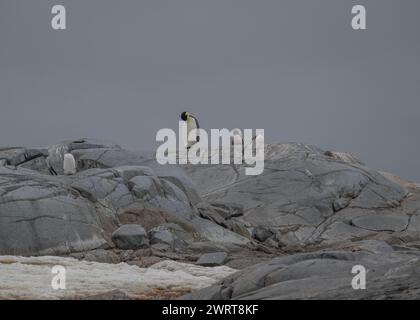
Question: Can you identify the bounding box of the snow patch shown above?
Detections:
[0,255,236,299]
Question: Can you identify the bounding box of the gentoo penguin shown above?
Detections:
[181,111,200,149]
[63,153,77,175]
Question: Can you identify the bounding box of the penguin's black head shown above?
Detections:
[181,111,189,121]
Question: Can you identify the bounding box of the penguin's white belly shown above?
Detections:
[63,153,77,175]
[184,118,199,148]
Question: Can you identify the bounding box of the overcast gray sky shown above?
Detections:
[0,0,419,180]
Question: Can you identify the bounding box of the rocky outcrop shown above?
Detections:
[0,139,249,256]
[183,240,420,300]
[179,143,420,299]
[2,139,420,300]
[184,143,420,250]
[0,166,108,255]
[196,252,228,267]
[111,225,150,250]
[2,140,420,257]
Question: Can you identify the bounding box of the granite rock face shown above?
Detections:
[2,140,420,257]
[184,143,420,249]
[184,240,420,300]
[196,252,228,267]
[0,139,248,256]
[0,166,107,255]
[111,225,150,250]
[2,139,420,300]
[179,143,420,299]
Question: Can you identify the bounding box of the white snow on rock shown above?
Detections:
[0,256,236,300]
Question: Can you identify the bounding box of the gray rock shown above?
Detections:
[114,166,154,180]
[209,201,244,219]
[184,240,420,300]
[80,290,132,300]
[71,249,120,264]
[196,202,251,239]
[196,202,226,226]
[4,136,420,297]
[224,219,251,238]
[263,237,280,248]
[46,139,121,175]
[351,214,409,232]
[0,148,49,173]
[0,139,248,256]
[252,226,273,242]
[188,241,243,254]
[148,225,187,250]
[184,143,410,247]
[111,224,150,250]
[149,228,175,246]
[275,232,300,248]
[196,252,228,266]
[150,243,172,251]
[129,176,161,199]
[0,166,108,255]
[321,221,375,243]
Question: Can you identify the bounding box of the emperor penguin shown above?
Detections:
[63,153,77,175]
[181,111,200,149]
[231,128,243,147]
